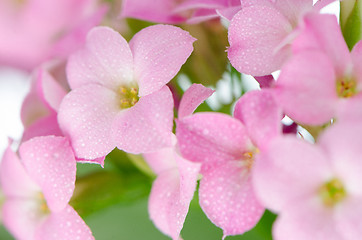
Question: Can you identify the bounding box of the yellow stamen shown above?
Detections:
[319,178,346,207]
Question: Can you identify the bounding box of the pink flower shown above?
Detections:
[58,25,195,160]
[253,122,362,240]
[176,88,282,238]
[145,139,200,240]
[275,13,362,125]
[20,62,104,165]
[1,136,94,240]
[0,0,106,71]
[21,62,68,142]
[227,0,331,76]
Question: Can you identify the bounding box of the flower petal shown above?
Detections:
[0,146,40,198]
[112,86,174,154]
[35,205,94,240]
[234,90,282,148]
[228,5,292,76]
[275,50,337,125]
[199,161,264,237]
[273,198,342,240]
[253,136,332,212]
[67,26,133,90]
[178,84,214,119]
[176,113,251,164]
[121,0,186,24]
[293,13,351,75]
[335,197,362,240]
[318,122,362,196]
[19,136,76,212]
[58,84,119,159]
[130,25,195,96]
[22,114,63,142]
[2,199,46,240]
[149,152,199,240]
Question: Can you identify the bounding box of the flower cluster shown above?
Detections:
[1,0,362,239]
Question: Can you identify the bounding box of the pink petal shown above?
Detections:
[275,51,337,125]
[0,146,40,198]
[149,153,199,240]
[178,84,214,119]
[176,151,201,203]
[273,198,342,240]
[121,0,186,24]
[76,156,105,167]
[318,122,362,196]
[40,69,67,112]
[252,136,332,212]
[149,169,185,240]
[199,161,264,237]
[143,148,177,175]
[336,197,362,240]
[58,84,120,159]
[67,26,133,90]
[274,0,312,23]
[22,114,63,142]
[292,13,351,76]
[112,86,174,154]
[228,5,293,76]
[216,6,242,22]
[176,113,251,164]
[2,199,46,240]
[35,205,94,240]
[19,136,76,212]
[234,90,282,148]
[129,25,196,96]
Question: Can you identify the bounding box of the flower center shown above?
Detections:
[36,192,50,214]
[118,84,139,109]
[319,178,346,207]
[241,148,259,170]
[336,76,358,98]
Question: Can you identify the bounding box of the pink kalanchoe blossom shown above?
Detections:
[227,0,333,76]
[20,62,105,166]
[253,122,362,240]
[21,62,68,142]
[58,25,195,160]
[145,138,200,240]
[176,88,282,238]
[275,13,362,125]
[144,84,211,239]
[1,136,94,240]
[0,0,107,71]
[121,0,241,24]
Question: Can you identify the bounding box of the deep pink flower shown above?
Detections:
[58,25,195,160]
[253,122,362,240]
[0,0,106,71]
[176,88,282,237]
[1,136,94,240]
[275,13,362,125]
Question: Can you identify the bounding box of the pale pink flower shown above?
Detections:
[227,0,332,76]
[253,122,362,240]
[176,89,282,238]
[0,0,106,71]
[58,25,195,160]
[275,13,362,125]
[1,136,94,240]
[145,140,200,240]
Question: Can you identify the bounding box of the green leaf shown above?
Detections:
[341,0,362,50]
